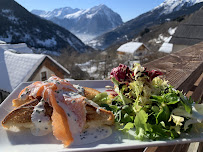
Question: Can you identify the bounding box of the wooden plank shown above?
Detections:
[177,62,203,93]
[144,144,190,152]
[197,142,203,152]
[191,76,203,102]
[145,145,175,152]
[172,144,190,152]
[187,142,199,152]
[194,73,203,86]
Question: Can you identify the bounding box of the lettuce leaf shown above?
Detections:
[134,110,151,140]
[172,104,203,130]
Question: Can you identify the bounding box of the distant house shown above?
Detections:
[170,7,203,52]
[0,49,70,102]
[117,42,150,60]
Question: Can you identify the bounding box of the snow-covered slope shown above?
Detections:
[31,5,123,42]
[32,7,80,19]
[0,0,91,54]
[155,0,203,14]
[89,0,203,50]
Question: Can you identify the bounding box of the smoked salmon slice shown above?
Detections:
[49,89,73,147]
[12,75,86,147]
[8,75,113,147]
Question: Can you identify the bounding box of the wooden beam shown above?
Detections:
[191,76,203,102]
[177,62,203,93]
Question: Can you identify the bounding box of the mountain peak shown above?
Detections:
[94,4,108,9]
[32,4,123,42]
[155,0,203,14]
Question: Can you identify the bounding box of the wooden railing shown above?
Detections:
[119,42,203,152]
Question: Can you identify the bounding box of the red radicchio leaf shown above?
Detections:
[110,64,133,83]
[145,70,163,81]
[106,89,118,97]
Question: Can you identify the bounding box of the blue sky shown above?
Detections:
[15,0,165,22]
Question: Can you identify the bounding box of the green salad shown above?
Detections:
[93,63,203,140]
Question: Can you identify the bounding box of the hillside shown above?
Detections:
[31,5,123,42]
[89,1,203,50]
[0,0,91,54]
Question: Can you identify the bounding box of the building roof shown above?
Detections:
[170,7,203,45]
[0,40,6,44]
[0,49,70,92]
[117,42,144,54]
[159,43,173,53]
[0,43,33,54]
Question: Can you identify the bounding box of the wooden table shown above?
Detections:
[119,42,203,152]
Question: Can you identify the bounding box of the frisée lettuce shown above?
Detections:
[94,63,203,140]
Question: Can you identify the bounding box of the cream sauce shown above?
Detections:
[57,100,82,134]
[31,99,52,136]
[30,79,112,144]
[20,88,30,100]
[73,126,112,145]
[56,92,112,145]
[73,84,85,96]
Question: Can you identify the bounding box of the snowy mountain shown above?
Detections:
[31,5,123,42]
[89,0,203,50]
[155,0,203,14]
[0,0,91,54]
[32,7,80,19]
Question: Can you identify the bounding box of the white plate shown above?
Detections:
[0,81,203,152]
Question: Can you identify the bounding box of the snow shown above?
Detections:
[0,40,6,44]
[155,0,203,14]
[36,37,57,47]
[7,15,19,22]
[74,33,96,43]
[168,27,177,35]
[1,9,12,13]
[34,7,80,19]
[0,43,33,54]
[88,39,102,48]
[159,42,173,53]
[0,33,12,42]
[117,42,143,54]
[76,60,98,77]
[0,50,45,92]
[150,34,172,44]
[149,27,177,44]
[65,9,89,19]
[0,9,19,23]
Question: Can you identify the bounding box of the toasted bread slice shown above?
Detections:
[83,87,100,100]
[85,104,114,129]
[2,99,53,130]
[12,97,33,108]
[2,99,114,131]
